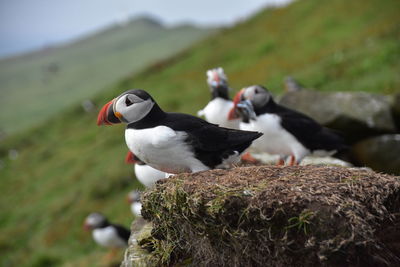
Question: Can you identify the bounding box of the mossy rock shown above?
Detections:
[129,166,400,266]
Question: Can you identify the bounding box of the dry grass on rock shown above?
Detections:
[130,165,400,266]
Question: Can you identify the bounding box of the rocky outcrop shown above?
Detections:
[392,93,400,130]
[351,134,400,175]
[122,165,400,267]
[278,89,399,174]
[279,90,396,142]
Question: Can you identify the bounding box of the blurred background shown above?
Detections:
[0,0,399,266]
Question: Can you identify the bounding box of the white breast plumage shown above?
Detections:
[130,202,142,217]
[92,226,126,248]
[125,126,209,173]
[134,164,166,188]
[198,98,240,129]
[242,114,309,160]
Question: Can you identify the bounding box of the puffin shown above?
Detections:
[97,89,262,173]
[125,151,166,188]
[284,76,304,93]
[126,190,142,217]
[83,212,130,248]
[197,67,240,129]
[228,85,347,165]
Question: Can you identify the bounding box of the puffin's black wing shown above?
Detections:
[275,105,346,152]
[163,113,262,168]
[111,224,131,243]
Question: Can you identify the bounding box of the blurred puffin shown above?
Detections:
[197,67,240,129]
[284,76,304,93]
[83,213,130,248]
[126,190,142,217]
[125,151,166,187]
[228,85,347,165]
[97,89,262,173]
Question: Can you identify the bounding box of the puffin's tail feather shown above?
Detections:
[229,130,263,154]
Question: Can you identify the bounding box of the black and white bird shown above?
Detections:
[126,190,142,217]
[228,85,347,165]
[125,151,166,188]
[83,213,130,248]
[97,89,262,173]
[197,67,240,129]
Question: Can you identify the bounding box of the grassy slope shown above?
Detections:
[0,0,399,266]
[0,18,212,134]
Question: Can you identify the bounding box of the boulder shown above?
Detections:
[391,93,400,130]
[121,219,153,267]
[279,90,396,142]
[351,134,400,175]
[123,165,400,267]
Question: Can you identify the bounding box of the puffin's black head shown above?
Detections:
[126,190,141,204]
[206,67,230,99]
[228,85,273,120]
[241,85,273,109]
[97,89,156,125]
[83,212,109,231]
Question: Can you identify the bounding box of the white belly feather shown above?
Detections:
[125,126,209,173]
[241,114,310,160]
[134,164,166,188]
[92,227,126,248]
[130,202,142,217]
[198,98,240,129]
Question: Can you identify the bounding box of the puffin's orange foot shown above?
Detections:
[241,152,259,164]
[276,158,285,166]
[103,248,119,263]
[125,151,135,164]
[288,155,299,166]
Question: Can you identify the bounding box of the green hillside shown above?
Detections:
[1,0,399,266]
[0,17,212,134]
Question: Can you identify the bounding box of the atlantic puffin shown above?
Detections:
[83,213,130,248]
[284,76,304,93]
[228,85,347,165]
[197,67,240,129]
[126,190,142,217]
[97,89,262,173]
[125,151,166,187]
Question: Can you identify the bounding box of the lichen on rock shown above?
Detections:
[124,165,400,267]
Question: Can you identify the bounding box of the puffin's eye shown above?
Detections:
[125,96,133,106]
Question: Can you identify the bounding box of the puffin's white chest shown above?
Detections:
[130,202,142,217]
[242,114,309,158]
[92,226,126,248]
[134,164,166,188]
[125,126,208,173]
[200,98,240,129]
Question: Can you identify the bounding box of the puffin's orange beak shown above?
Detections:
[228,88,245,120]
[213,71,220,86]
[125,151,138,164]
[126,194,133,204]
[97,99,121,126]
[83,222,91,231]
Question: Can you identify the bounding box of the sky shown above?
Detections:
[0,0,291,58]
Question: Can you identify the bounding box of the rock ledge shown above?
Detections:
[124,165,400,267]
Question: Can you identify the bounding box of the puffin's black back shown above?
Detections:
[211,86,230,100]
[111,224,131,243]
[169,113,262,168]
[266,103,347,152]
